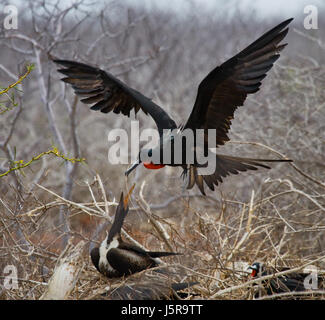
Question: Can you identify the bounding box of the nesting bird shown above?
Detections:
[90,187,179,278]
[249,262,324,298]
[93,273,198,300]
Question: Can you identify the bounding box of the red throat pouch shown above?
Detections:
[143,162,165,170]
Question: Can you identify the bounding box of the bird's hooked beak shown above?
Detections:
[125,159,140,177]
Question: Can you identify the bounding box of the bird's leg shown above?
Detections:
[180,167,188,180]
[180,167,189,192]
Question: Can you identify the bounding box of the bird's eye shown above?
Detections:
[148,149,152,157]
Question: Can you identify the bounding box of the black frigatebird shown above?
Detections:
[94,276,198,300]
[90,186,179,278]
[53,18,293,195]
[249,262,324,297]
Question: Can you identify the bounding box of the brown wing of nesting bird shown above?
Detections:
[93,271,198,300]
[106,245,180,276]
[104,281,198,300]
[52,59,177,136]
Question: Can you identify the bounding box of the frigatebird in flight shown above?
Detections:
[53,18,293,195]
[90,186,179,278]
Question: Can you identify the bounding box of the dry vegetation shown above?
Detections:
[0,0,325,300]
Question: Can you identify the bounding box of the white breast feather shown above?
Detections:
[99,236,119,272]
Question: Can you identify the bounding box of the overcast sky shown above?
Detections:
[4,0,325,19]
[125,0,324,19]
[3,0,324,27]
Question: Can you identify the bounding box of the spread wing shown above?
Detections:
[53,59,177,136]
[184,18,293,147]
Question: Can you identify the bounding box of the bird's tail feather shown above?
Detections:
[185,155,292,195]
[147,251,181,258]
[218,154,292,166]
